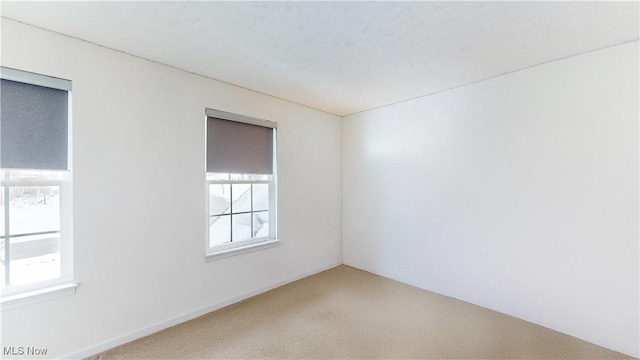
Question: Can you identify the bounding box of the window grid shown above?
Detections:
[208,179,269,245]
[3,186,8,286]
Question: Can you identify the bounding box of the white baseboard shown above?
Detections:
[64,261,342,360]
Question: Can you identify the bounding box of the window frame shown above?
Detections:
[205,109,278,261]
[0,66,75,309]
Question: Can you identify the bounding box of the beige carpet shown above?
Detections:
[91,265,632,359]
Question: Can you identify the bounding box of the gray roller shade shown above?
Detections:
[1,79,69,170]
[207,116,274,174]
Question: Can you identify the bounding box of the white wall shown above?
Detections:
[0,19,342,358]
[343,42,639,357]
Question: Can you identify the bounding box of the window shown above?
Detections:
[205,109,277,260]
[1,67,75,308]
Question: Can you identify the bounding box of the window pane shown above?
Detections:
[232,213,252,242]
[230,174,269,181]
[0,260,4,288]
[206,173,229,181]
[9,233,60,286]
[252,184,269,211]
[231,184,251,213]
[1,187,4,288]
[9,186,60,235]
[5,185,61,287]
[253,212,269,238]
[0,187,5,239]
[9,170,64,181]
[209,215,230,246]
[209,184,231,215]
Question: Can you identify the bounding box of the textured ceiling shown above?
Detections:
[2,2,638,116]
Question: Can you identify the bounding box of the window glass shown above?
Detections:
[207,173,230,181]
[209,184,231,215]
[207,173,275,250]
[9,186,61,234]
[252,184,269,211]
[1,190,5,288]
[231,184,251,213]
[253,212,269,238]
[209,215,231,246]
[1,173,68,293]
[9,170,64,181]
[232,213,252,242]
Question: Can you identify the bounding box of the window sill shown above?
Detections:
[1,282,78,311]
[206,239,280,261]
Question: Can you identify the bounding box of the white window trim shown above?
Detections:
[206,238,280,261]
[1,67,75,308]
[205,108,277,129]
[0,66,72,91]
[1,282,77,311]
